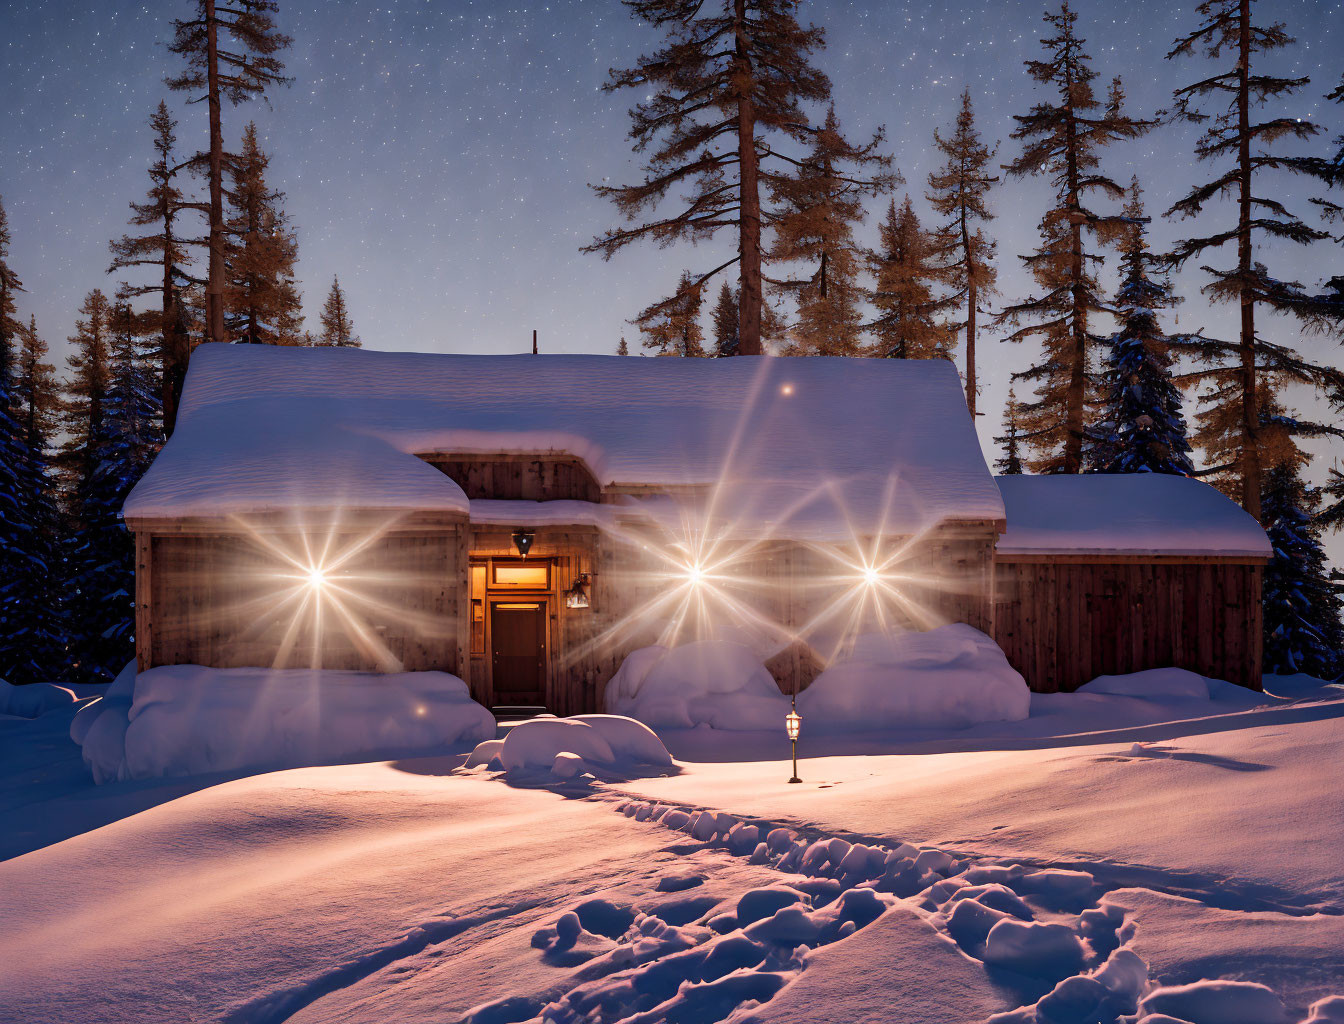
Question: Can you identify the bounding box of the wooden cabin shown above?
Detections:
[123,344,1272,712]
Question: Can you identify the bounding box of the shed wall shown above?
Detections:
[992,558,1264,692]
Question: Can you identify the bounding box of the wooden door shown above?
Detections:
[490,601,547,706]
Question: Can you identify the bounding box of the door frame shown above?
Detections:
[470,555,558,709]
[487,594,551,707]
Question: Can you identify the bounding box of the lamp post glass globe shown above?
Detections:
[786,700,802,784]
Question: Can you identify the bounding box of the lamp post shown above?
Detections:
[786,697,802,784]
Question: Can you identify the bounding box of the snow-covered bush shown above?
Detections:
[604,640,790,730]
[1078,668,1210,700]
[483,714,673,773]
[0,679,77,719]
[796,624,1030,731]
[72,665,495,783]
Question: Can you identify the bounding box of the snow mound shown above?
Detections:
[796,624,1030,731]
[0,679,77,719]
[1079,668,1210,700]
[489,715,673,772]
[72,666,495,783]
[604,641,790,731]
[1138,979,1287,1024]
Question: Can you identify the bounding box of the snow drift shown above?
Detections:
[604,641,791,731]
[0,679,77,719]
[470,714,674,776]
[797,624,1030,731]
[72,665,495,783]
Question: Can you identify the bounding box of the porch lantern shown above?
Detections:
[786,697,802,784]
[512,530,535,558]
[565,573,591,609]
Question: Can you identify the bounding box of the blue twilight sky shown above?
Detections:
[1,0,1341,472]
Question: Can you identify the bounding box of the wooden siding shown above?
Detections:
[992,558,1264,692]
[143,529,464,672]
[422,454,601,502]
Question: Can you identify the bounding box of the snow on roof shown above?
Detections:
[995,474,1272,558]
[123,344,1006,539]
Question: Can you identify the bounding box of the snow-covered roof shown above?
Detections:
[995,474,1272,559]
[123,344,1005,538]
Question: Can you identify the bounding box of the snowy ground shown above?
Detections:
[1,679,1342,1023]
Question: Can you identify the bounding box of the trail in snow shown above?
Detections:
[442,768,1342,1024]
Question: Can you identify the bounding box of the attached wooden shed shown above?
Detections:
[991,474,1271,691]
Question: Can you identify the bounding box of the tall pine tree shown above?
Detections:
[770,105,895,356]
[167,0,291,348]
[66,296,163,683]
[868,197,955,359]
[109,101,197,436]
[1166,0,1337,518]
[0,197,22,383]
[1261,461,1344,679]
[637,271,705,356]
[927,89,998,416]
[1087,181,1196,475]
[998,3,1153,474]
[995,388,1026,476]
[711,281,740,357]
[316,276,360,347]
[4,317,66,682]
[58,290,113,497]
[585,0,835,356]
[225,123,304,345]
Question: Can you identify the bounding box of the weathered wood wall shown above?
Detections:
[992,557,1264,692]
[424,455,601,502]
[143,528,464,673]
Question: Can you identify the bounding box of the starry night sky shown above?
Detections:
[2,0,1341,463]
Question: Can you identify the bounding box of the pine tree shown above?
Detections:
[58,290,113,496]
[998,3,1154,474]
[711,282,740,357]
[167,0,291,348]
[1261,462,1344,678]
[1087,181,1196,476]
[995,388,1026,476]
[66,297,163,683]
[0,210,59,683]
[109,102,197,436]
[0,197,24,392]
[770,105,896,356]
[868,197,955,359]
[637,271,705,356]
[1165,0,1337,518]
[225,123,304,345]
[316,276,360,347]
[3,317,66,682]
[585,0,836,356]
[927,89,998,416]
[616,337,629,356]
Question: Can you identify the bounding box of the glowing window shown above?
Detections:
[470,565,487,654]
[492,563,550,589]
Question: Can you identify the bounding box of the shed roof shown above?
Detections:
[124,344,1005,540]
[995,474,1271,559]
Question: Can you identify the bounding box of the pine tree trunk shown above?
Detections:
[205,0,226,348]
[1236,0,1262,520]
[1063,63,1085,475]
[734,0,762,356]
[962,210,976,417]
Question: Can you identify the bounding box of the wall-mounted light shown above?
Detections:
[565,572,591,609]
[512,530,535,558]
